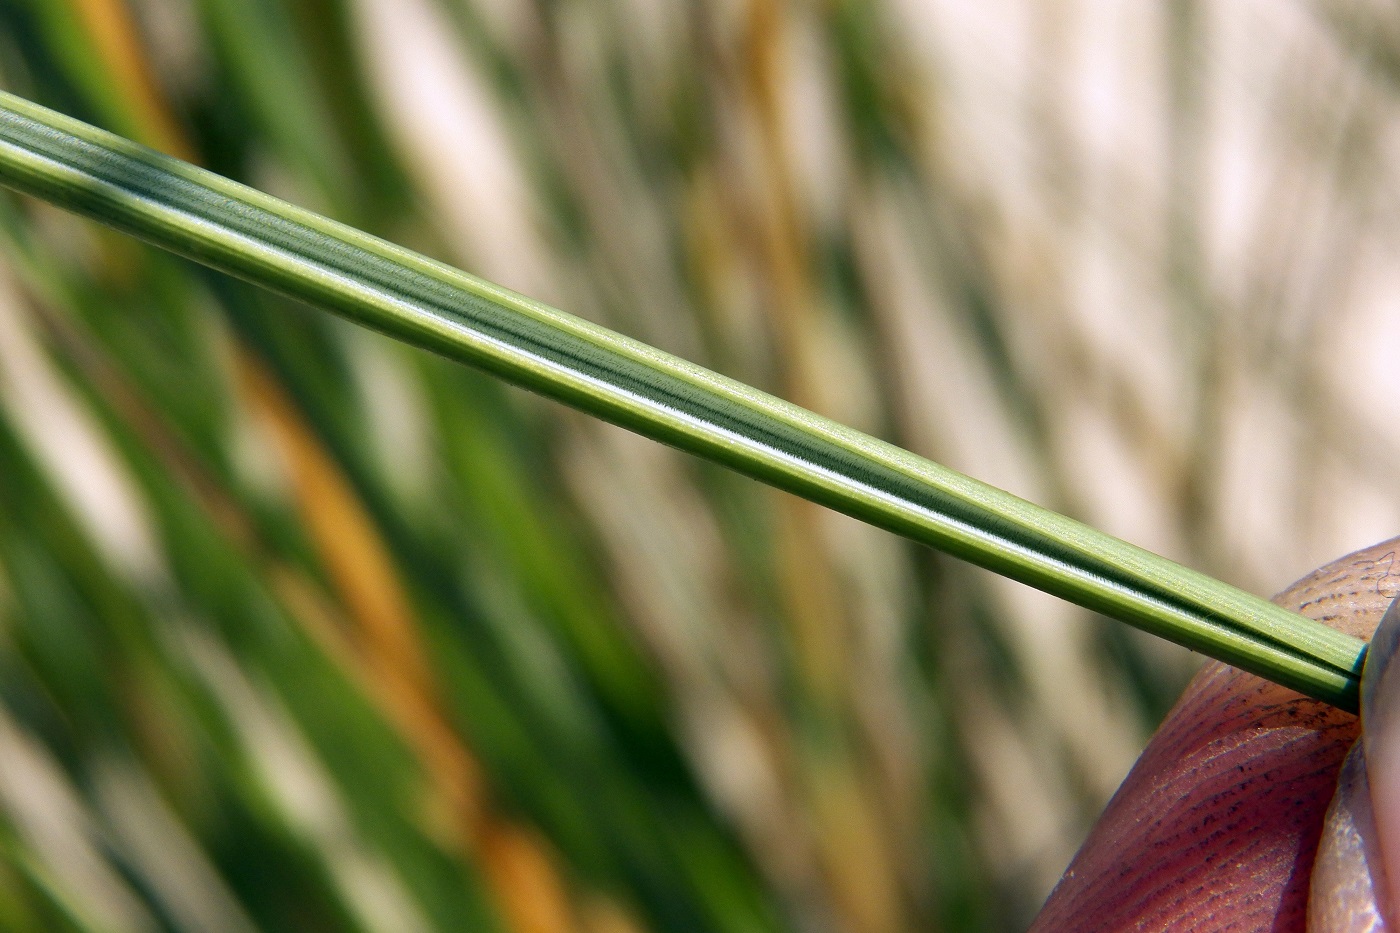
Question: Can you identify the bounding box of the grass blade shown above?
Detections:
[0,89,1367,711]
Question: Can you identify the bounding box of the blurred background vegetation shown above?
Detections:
[0,0,1398,930]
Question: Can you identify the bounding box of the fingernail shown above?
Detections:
[1361,594,1400,923]
[1311,741,1388,931]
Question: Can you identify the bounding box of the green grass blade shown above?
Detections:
[0,89,1367,712]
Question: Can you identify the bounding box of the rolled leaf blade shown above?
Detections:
[0,90,1366,711]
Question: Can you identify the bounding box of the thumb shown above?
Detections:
[1032,538,1400,933]
[1311,589,1400,929]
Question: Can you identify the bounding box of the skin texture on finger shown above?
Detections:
[1031,537,1400,933]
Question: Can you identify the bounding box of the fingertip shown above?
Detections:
[1310,742,1389,931]
[1362,595,1400,924]
[1034,539,1400,933]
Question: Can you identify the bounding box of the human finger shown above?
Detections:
[1032,537,1400,933]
